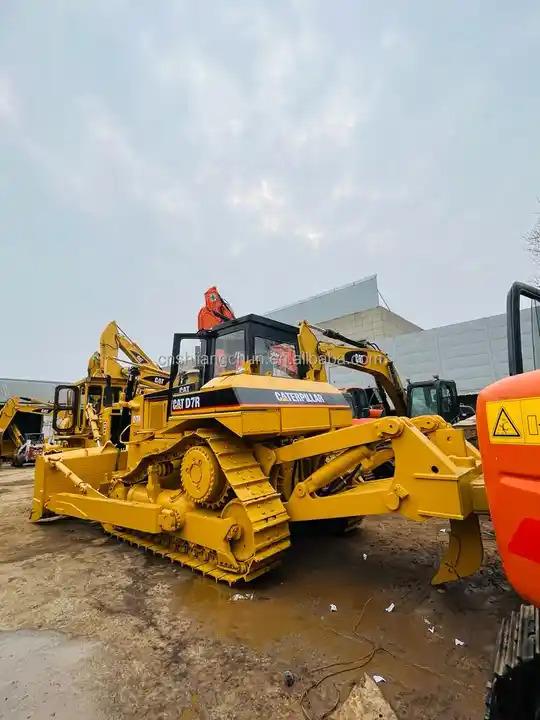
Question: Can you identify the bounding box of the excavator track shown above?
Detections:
[485,604,540,720]
[106,427,291,583]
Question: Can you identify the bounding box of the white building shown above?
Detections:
[0,378,63,404]
[268,274,535,398]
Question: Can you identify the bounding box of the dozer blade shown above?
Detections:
[431,513,483,585]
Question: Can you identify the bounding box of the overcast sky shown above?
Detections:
[1,1,539,379]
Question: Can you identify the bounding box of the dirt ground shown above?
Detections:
[0,465,518,720]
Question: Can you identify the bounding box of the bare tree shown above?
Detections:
[526,202,540,285]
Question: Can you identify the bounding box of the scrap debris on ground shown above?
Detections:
[0,466,517,719]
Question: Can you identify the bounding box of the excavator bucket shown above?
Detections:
[431,513,484,585]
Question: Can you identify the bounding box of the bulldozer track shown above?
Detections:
[101,523,280,585]
[107,426,291,583]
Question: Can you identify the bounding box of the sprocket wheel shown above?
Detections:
[221,499,256,562]
[180,444,228,508]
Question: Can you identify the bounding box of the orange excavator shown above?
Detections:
[197,286,235,331]
[479,282,540,720]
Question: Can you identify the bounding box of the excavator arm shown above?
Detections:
[297,321,408,416]
[89,321,169,391]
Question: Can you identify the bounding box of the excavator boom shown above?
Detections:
[298,321,408,415]
[92,321,169,390]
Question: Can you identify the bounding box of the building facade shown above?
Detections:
[268,275,535,398]
[0,378,63,404]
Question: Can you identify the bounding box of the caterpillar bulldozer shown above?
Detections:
[0,397,52,464]
[32,310,486,585]
[27,282,540,716]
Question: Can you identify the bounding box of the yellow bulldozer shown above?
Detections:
[0,396,52,465]
[32,312,486,585]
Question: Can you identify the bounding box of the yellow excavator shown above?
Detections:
[0,397,52,465]
[32,311,485,585]
[299,321,472,423]
[49,321,169,450]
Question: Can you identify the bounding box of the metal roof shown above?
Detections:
[267,274,379,325]
[0,378,64,404]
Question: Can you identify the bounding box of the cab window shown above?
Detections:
[88,385,102,412]
[254,336,298,378]
[440,384,453,417]
[409,386,437,416]
[213,330,245,376]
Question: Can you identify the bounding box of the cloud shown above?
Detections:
[295,227,324,249]
[13,95,196,224]
[228,179,284,212]
[0,73,19,125]
[380,27,412,55]
[0,0,534,369]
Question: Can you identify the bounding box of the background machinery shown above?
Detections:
[49,288,233,450]
[0,396,52,465]
[298,321,473,425]
[197,285,235,331]
[32,311,485,586]
[50,321,169,450]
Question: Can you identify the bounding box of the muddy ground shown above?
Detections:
[0,465,517,720]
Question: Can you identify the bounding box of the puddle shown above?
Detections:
[169,523,507,718]
[169,529,424,664]
[0,630,102,720]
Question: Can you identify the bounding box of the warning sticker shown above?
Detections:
[492,407,521,438]
[487,398,540,445]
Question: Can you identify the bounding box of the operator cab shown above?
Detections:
[51,380,124,444]
[168,314,306,398]
[406,377,468,424]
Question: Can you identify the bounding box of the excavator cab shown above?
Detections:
[406,377,462,423]
[52,385,80,434]
[168,314,304,402]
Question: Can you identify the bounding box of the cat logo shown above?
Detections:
[172,395,201,411]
